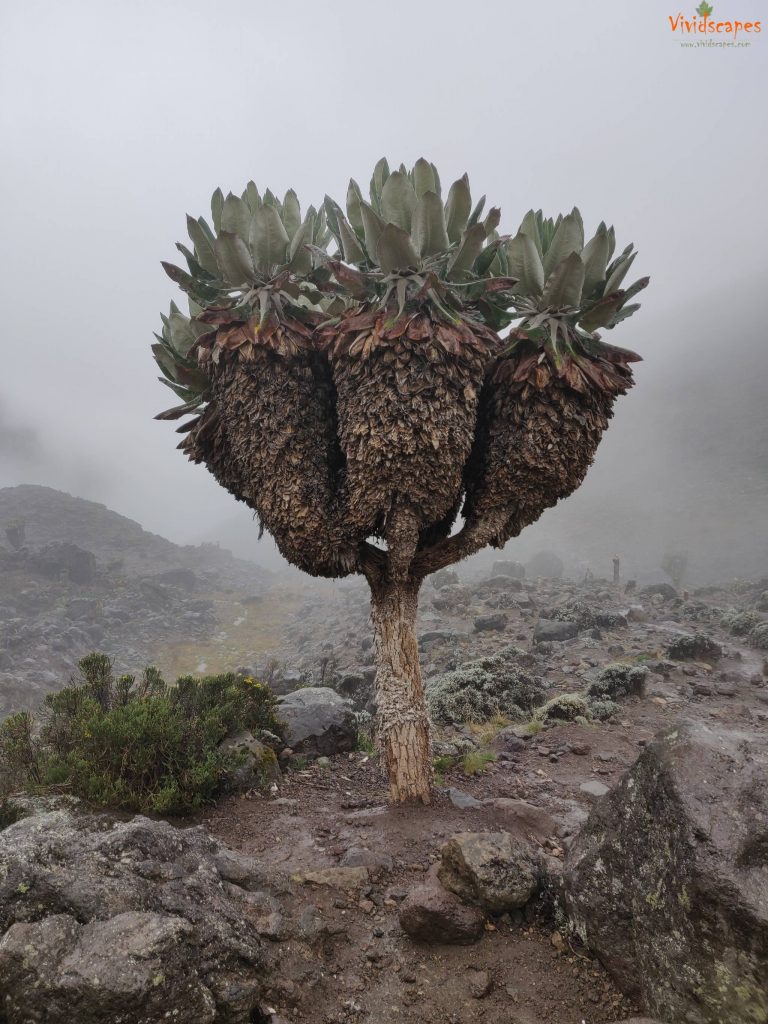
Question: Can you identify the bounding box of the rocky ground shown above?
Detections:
[2,495,768,1022]
[197,564,767,1024]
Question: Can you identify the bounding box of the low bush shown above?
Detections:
[587,663,648,700]
[426,648,545,725]
[721,609,763,636]
[0,653,284,815]
[533,693,590,723]
[665,633,722,662]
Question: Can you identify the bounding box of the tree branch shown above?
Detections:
[410,512,507,578]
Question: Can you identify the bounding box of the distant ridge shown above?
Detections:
[0,485,271,589]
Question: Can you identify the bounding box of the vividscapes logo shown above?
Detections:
[669,2,761,40]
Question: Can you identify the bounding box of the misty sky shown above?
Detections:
[1,0,766,573]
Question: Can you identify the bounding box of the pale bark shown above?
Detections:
[369,576,432,803]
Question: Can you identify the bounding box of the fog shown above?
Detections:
[1,0,766,582]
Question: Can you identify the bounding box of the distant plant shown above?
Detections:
[462,749,497,775]
[750,622,768,651]
[0,654,284,815]
[721,609,763,637]
[356,728,377,756]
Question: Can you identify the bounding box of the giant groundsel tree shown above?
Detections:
[154,159,647,802]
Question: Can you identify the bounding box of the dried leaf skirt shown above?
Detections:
[184,349,357,577]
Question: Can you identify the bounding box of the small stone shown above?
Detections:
[579,780,610,799]
[715,681,737,697]
[447,788,482,810]
[468,968,493,999]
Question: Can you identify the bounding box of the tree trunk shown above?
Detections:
[369,576,432,803]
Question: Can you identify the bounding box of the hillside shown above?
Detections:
[0,485,272,589]
[0,486,280,715]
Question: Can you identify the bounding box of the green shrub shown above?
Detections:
[0,653,284,815]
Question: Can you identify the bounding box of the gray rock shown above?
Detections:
[432,584,472,612]
[473,612,508,633]
[438,832,540,913]
[564,720,768,1024]
[0,912,220,1023]
[594,610,628,628]
[419,628,466,646]
[533,618,579,643]
[473,575,523,594]
[0,799,268,1022]
[399,871,485,945]
[340,847,393,872]
[446,788,482,810]
[276,687,356,756]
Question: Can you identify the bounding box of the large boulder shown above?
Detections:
[526,550,564,578]
[30,541,97,584]
[473,612,508,633]
[0,797,268,1022]
[438,832,540,913]
[564,721,768,1024]
[276,687,356,756]
[533,617,579,643]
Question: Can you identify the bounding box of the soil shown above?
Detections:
[201,580,768,1024]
